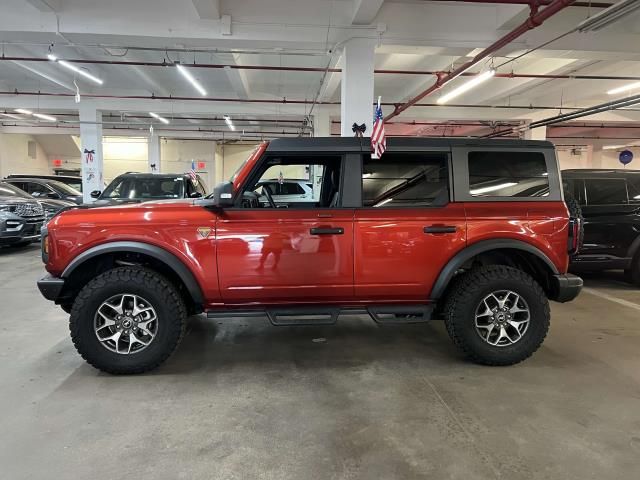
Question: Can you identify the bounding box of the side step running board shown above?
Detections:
[207,305,434,325]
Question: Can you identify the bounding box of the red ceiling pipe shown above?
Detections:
[385,0,576,121]
[425,0,611,7]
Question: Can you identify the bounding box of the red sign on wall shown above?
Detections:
[52,159,63,167]
[197,161,206,170]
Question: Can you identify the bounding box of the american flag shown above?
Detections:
[189,160,197,183]
[371,99,386,159]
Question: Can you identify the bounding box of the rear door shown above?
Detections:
[581,177,636,259]
[354,150,466,301]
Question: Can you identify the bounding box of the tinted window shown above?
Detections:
[262,182,305,195]
[0,182,32,199]
[584,178,628,205]
[27,182,55,198]
[468,151,549,197]
[102,176,185,199]
[627,176,640,204]
[562,177,586,205]
[196,178,207,196]
[362,153,448,208]
[48,180,81,196]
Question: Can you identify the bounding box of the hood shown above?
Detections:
[88,198,196,209]
[90,198,144,207]
[38,199,77,209]
[0,197,40,207]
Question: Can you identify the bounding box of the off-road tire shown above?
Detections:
[565,193,584,256]
[624,255,640,287]
[443,265,550,366]
[69,266,186,374]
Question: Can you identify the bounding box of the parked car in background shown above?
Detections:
[5,174,83,192]
[562,169,640,286]
[4,177,83,205]
[256,178,314,204]
[90,172,208,206]
[0,182,45,247]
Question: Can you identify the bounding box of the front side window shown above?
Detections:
[468,151,549,197]
[27,182,55,198]
[241,156,340,208]
[362,153,448,208]
[584,178,628,205]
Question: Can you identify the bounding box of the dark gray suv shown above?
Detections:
[0,182,46,247]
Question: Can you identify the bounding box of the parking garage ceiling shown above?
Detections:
[1,0,640,140]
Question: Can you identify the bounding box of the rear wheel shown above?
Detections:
[624,255,640,287]
[69,267,186,374]
[443,265,550,366]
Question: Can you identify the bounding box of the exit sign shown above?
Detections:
[52,159,63,167]
[197,161,206,170]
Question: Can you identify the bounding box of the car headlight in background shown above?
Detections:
[0,204,11,212]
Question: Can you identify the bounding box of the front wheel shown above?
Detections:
[69,267,186,374]
[443,265,550,366]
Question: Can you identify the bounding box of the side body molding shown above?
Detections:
[61,241,205,306]
[430,239,560,300]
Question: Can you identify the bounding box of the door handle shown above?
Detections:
[424,225,457,234]
[310,227,344,235]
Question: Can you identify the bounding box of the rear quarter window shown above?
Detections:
[584,178,628,205]
[468,151,549,197]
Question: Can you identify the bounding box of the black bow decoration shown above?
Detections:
[83,148,95,163]
[352,123,366,137]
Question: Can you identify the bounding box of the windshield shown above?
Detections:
[0,182,32,199]
[101,176,185,200]
[49,180,82,196]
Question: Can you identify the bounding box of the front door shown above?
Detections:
[216,154,354,304]
[354,151,466,301]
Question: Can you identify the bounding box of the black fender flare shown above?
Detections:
[430,239,559,300]
[61,241,205,306]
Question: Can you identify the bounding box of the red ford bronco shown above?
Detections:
[37,138,583,374]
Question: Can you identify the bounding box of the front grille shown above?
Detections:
[11,203,44,218]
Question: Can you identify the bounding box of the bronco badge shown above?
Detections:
[197,227,212,239]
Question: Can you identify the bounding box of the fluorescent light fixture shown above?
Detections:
[32,113,57,122]
[607,81,640,95]
[603,144,628,150]
[47,54,103,85]
[224,115,236,131]
[374,198,393,207]
[1,113,22,120]
[578,0,640,32]
[176,63,207,96]
[437,69,496,104]
[149,112,170,124]
[15,108,33,115]
[470,182,517,195]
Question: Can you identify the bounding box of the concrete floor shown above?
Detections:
[1,245,640,480]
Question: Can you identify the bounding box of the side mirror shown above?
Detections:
[213,181,234,207]
[90,190,101,199]
[189,191,203,198]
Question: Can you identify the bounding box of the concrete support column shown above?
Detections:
[340,38,376,137]
[148,134,161,173]
[78,103,103,203]
[313,108,332,137]
[523,126,547,141]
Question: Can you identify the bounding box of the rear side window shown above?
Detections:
[627,176,640,204]
[562,178,586,205]
[584,178,628,205]
[362,153,448,208]
[468,151,549,197]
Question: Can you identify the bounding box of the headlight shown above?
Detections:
[0,204,10,212]
[41,229,49,263]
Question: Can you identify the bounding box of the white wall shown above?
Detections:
[215,143,259,185]
[162,139,216,191]
[0,133,51,178]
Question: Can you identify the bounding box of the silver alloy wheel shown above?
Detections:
[94,293,158,354]
[474,290,530,347]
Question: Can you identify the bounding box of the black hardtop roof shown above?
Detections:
[113,172,193,178]
[5,174,81,180]
[266,136,555,153]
